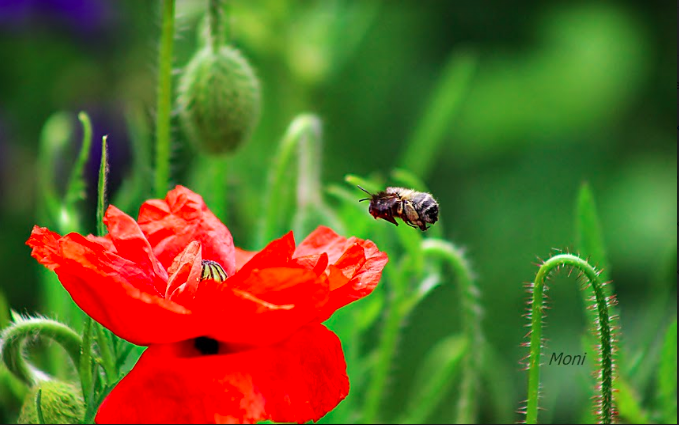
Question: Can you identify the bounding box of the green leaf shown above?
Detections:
[397,50,477,179]
[575,182,610,282]
[658,318,677,423]
[400,335,468,424]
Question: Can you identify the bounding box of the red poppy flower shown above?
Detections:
[26,185,388,424]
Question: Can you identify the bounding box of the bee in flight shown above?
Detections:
[358,186,439,231]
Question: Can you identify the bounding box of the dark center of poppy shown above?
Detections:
[194,336,219,355]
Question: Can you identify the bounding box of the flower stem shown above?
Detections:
[154,0,176,198]
[97,135,108,237]
[421,239,483,423]
[362,264,409,424]
[259,114,318,245]
[0,317,82,386]
[524,254,616,424]
[79,318,94,405]
[208,0,227,52]
[95,326,117,385]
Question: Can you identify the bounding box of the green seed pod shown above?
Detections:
[177,46,261,154]
[18,380,84,424]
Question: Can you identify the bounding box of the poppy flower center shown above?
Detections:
[194,336,220,355]
[200,259,228,282]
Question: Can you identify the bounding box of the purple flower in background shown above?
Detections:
[0,0,116,36]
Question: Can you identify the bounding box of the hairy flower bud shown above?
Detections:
[18,380,84,424]
[177,46,261,154]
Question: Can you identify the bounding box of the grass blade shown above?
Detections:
[397,50,477,179]
[575,182,610,282]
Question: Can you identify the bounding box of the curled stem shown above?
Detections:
[64,112,93,209]
[154,0,176,198]
[524,254,615,424]
[422,239,483,423]
[259,114,326,245]
[0,317,82,386]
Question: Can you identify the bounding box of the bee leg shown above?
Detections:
[383,215,399,226]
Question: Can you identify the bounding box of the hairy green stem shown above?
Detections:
[0,317,82,386]
[95,326,117,385]
[422,239,482,423]
[79,318,93,406]
[97,136,108,237]
[362,266,408,424]
[525,254,615,424]
[208,0,226,52]
[154,0,176,197]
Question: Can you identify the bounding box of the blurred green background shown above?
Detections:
[0,0,675,423]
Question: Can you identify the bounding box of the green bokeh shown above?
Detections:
[0,1,675,423]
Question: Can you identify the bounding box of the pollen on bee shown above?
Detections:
[200,260,228,282]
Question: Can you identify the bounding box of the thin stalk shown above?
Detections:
[422,239,482,424]
[79,318,93,406]
[362,264,409,424]
[154,0,176,197]
[94,134,117,386]
[97,136,108,237]
[95,326,117,385]
[208,0,227,52]
[524,254,616,424]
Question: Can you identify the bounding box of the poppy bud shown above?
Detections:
[177,46,261,154]
[18,380,84,424]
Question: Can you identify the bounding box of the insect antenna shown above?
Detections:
[356,185,373,202]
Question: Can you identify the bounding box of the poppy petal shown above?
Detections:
[236,232,295,277]
[295,226,348,263]
[27,227,197,346]
[295,226,389,317]
[166,241,203,304]
[323,238,388,318]
[234,248,256,271]
[95,324,348,424]
[195,268,329,346]
[104,205,168,294]
[138,186,236,277]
